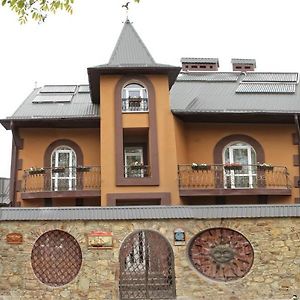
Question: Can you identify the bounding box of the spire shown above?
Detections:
[108,20,156,66]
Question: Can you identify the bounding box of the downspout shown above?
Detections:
[9,121,22,207]
[294,114,300,199]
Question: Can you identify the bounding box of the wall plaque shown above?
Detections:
[174,228,185,246]
[87,231,113,249]
[6,232,23,244]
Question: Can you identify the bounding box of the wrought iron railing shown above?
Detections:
[122,98,149,112]
[23,166,101,193]
[124,165,151,178]
[178,164,291,189]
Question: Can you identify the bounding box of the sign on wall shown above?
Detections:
[87,231,113,249]
[6,232,23,244]
[174,228,185,246]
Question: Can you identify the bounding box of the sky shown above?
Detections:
[0,0,300,178]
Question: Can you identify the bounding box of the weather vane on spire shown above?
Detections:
[122,1,130,22]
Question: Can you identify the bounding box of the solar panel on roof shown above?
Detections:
[40,85,77,93]
[242,73,298,82]
[236,83,296,94]
[78,85,90,93]
[32,94,74,103]
[178,73,239,82]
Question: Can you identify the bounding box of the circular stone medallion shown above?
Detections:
[188,228,254,281]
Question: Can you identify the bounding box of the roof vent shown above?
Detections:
[181,58,219,71]
[231,58,256,72]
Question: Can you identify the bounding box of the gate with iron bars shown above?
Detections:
[119,230,176,299]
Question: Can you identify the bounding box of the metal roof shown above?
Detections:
[1,205,300,221]
[171,71,300,114]
[5,86,99,121]
[40,85,77,93]
[108,20,156,67]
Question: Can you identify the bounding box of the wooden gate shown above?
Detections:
[119,230,176,299]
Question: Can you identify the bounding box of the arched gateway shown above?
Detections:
[119,230,176,299]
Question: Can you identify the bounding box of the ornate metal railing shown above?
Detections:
[23,166,101,193]
[178,164,291,189]
[124,165,151,178]
[122,98,149,112]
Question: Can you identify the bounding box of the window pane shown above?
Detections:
[232,148,248,164]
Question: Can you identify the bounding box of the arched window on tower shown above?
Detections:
[51,146,77,191]
[223,142,257,188]
[122,83,148,112]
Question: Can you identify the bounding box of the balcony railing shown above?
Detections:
[122,98,149,112]
[178,164,291,192]
[23,166,101,193]
[124,165,151,178]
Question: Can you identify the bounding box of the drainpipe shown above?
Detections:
[9,121,22,207]
[294,114,300,199]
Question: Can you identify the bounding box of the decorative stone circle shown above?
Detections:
[31,230,82,286]
[188,228,254,281]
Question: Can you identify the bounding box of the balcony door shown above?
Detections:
[124,146,144,178]
[223,142,257,188]
[51,146,76,191]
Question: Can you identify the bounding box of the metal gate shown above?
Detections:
[119,230,176,299]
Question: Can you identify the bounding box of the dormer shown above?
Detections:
[181,58,219,71]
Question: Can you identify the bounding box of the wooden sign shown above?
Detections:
[87,231,113,249]
[6,233,23,244]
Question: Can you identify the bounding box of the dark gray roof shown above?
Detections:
[171,71,300,114]
[87,21,181,104]
[1,205,300,220]
[5,85,99,121]
[231,58,256,66]
[181,57,219,65]
[108,20,156,67]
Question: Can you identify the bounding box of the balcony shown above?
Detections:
[122,98,149,112]
[178,164,291,196]
[22,166,101,200]
[124,165,151,178]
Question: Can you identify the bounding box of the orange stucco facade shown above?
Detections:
[11,73,298,207]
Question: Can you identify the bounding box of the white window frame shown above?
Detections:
[124,146,144,178]
[223,142,257,189]
[122,83,148,112]
[51,146,77,191]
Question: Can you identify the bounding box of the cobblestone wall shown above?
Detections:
[0,218,299,299]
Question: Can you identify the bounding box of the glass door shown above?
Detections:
[124,147,144,178]
[51,147,76,191]
[224,143,256,188]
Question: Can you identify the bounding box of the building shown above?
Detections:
[1,21,300,299]
[0,177,10,206]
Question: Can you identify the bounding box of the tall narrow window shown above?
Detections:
[124,146,145,178]
[223,142,257,188]
[51,146,77,191]
[122,83,148,112]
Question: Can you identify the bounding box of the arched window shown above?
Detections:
[223,142,257,188]
[122,83,148,112]
[51,146,77,191]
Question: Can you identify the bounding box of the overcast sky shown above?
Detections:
[0,0,299,178]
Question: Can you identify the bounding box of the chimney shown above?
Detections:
[231,58,256,71]
[181,58,219,71]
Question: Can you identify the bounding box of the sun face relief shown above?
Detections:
[189,228,254,281]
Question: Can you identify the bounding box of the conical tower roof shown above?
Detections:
[108,20,156,66]
[88,21,181,103]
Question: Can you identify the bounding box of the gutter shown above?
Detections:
[294,114,300,199]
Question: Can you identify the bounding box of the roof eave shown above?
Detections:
[1,117,100,129]
[171,110,298,124]
[87,66,181,104]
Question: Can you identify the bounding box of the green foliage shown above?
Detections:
[2,0,74,24]
[2,0,141,24]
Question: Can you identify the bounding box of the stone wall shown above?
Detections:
[0,217,299,299]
